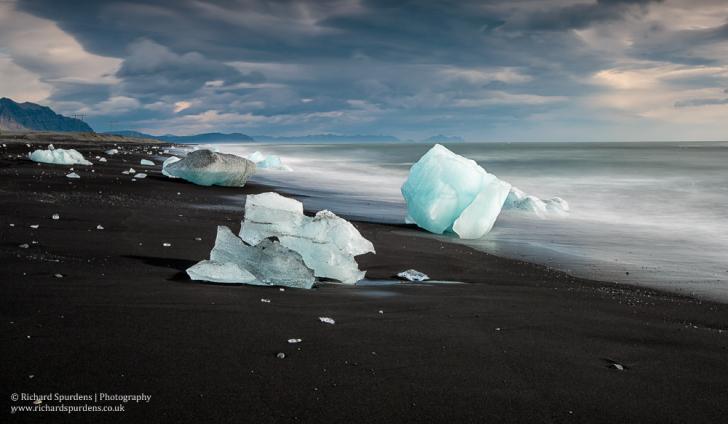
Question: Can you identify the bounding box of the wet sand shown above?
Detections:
[1,138,727,423]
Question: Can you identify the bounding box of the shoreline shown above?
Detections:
[1,137,727,422]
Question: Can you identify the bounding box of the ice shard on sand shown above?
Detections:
[162,149,255,187]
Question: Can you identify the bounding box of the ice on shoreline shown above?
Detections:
[187,226,315,288]
[504,187,570,217]
[162,149,256,187]
[29,148,92,166]
[401,144,511,239]
[246,151,293,171]
[161,156,181,177]
[239,192,375,285]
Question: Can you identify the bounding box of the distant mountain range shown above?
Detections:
[0,97,463,143]
[422,134,465,142]
[105,131,402,143]
[104,130,254,143]
[0,97,93,132]
[251,134,401,143]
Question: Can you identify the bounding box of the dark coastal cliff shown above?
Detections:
[0,97,93,132]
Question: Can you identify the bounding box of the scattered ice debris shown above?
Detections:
[133,173,147,179]
[162,242,172,247]
[105,149,119,155]
[401,144,511,239]
[240,192,375,285]
[246,151,293,171]
[288,338,302,344]
[276,352,286,359]
[163,150,256,187]
[503,187,570,217]
[128,168,136,173]
[30,225,39,229]
[186,226,316,288]
[122,171,130,175]
[98,157,107,163]
[397,269,429,282]
[51,214,60,220]
[18,243,29,249]
[96,225,104,230]
[66,172,80,179]
[161,156,181,178]
[140,159,155,166]
[319,317,336,325]
[260,298,271,303]
[29,148,92,166]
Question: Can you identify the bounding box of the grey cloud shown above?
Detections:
[116,39,263,98]
[674,98,728,108]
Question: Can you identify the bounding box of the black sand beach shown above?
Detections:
[1,137,727,423]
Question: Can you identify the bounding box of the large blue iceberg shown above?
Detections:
[401,144,512,239]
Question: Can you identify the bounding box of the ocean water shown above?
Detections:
[208,141,728,302]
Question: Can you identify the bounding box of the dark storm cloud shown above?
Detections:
[116,39,264,98]
[504,0,660,31]
[9,0,728,138]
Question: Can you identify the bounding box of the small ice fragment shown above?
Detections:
[54,273,63,278]
[99,157,107,163]
[48,144,54,150]
[133,173,147,179]
[29,148,92,165]
[18,243,29,249]
[96,225,104,230]
[246,151,293,171]
[503,187,570,217]
[121,171,130,175]
[378,310,384,314]
[319,317,335,325]
[276,352,286,359]
[260,298,271,303]
[194,237,202,241]
[610,363,625,371]
[105,149,119,155]
[30,224,39,229]
[162,242,171,247]
[279,288,285,292]
[51,214,60,220]
[66,172,80,179]
[397,269,429,282]
[140,159,155,166]
[288,338,302,344]
[9,223,15,227]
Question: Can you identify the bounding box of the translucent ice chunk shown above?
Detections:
[187,225,316,289]
[161,156,181,178]
[140,159,155,166]
[66,172,80,179]
[29,148,92,166]
[163,149,256,187]
[239,192,375,285]
[503,187,570,217]
[105,149,119,155]
[246,151,293,171]
[397,269,430,281]
[400,144,511,239]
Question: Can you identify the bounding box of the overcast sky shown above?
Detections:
[1,0,728,140]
